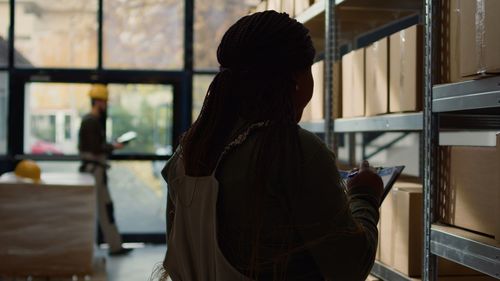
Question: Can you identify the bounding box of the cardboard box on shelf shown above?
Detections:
[267,0,282,12]
[0,173,96,277]
[365,37,389,116]
[379,182,479,277]
[301,60,324,122]
[443,0,467,83]
[332,61,342,119]
[389,25,422,113]
[281,0,294,17]
[438,133,500,242]
[459,0,500,77]
[295,0,312,16]
[342,48,365,118]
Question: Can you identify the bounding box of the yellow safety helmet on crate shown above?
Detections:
[88,84,109,101]
[14,160,41,183]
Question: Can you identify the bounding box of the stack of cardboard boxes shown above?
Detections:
[342,24,423,118]
[376,180,499,280]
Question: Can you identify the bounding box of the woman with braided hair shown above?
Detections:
[157,10,382,281]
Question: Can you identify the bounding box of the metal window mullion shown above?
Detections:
[8,0,14,69]
[97,0,103,70]
[175,0,194,142]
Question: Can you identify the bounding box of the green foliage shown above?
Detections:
[109,97,172,154]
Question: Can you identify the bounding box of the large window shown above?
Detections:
[14,0,98,68]
[107,84,174,155]
[0,72,7,154]
[24,83,174,156]
[24,83,91,155]
[0,0,9,66]
[194,0,256,70]
[103,0,184,70]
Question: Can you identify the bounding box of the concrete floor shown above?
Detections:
[105,245,166,281]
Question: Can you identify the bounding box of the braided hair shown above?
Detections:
[182,11,315,176]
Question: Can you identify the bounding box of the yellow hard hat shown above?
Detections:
[89,84,109,101]
[14,160,41,183]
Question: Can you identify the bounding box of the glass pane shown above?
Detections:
[24,83,92,155]
[37,160,167,234]
[108,160,167,233]
[104,0,184,70]
[192,74,214,121]
[194,0,256,70]
[14,0,98,68]
[0,1,9,66]
[107,84,174,155]
[0,72,7,154]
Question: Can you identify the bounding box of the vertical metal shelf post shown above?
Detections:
[324,0,335,150]
[423,0,440,280]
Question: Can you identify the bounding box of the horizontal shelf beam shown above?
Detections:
[431,225,500,279]
[433,76,500,112]
[296,0,325,24]
[371,261,413,281]
[299,120,325,133]
[334,113,423,132]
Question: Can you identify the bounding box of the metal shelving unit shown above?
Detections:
[424,0,500,279]
[300,0,500,280]
[318,0,424,279]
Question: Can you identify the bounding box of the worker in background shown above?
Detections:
[78,84,132,256]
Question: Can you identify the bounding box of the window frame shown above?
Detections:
[1,0,195,243]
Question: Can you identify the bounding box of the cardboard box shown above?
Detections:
[365,37,389,116]
[459,0,500,77]
[380,185,422,276]
[301,60,324,122]
[281,0,294,17]
[438,134,500,241]
[389,25,422,113]
[380,182,479,277]
[332,61,342,119]
[342,48,365,118]
[267,0,282,12]
[0,173,96,277]
[447,0,466,83]
[295,0,312,16]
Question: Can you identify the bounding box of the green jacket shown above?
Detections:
[164,127,379,281]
